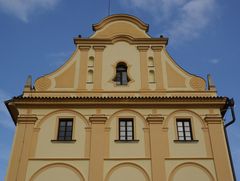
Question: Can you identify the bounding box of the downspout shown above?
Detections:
[223,98,236,181]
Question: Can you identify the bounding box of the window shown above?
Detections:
[176,119,193,141]
[113,62,130,85]
[57,118,73,141]
[119,118,134,141]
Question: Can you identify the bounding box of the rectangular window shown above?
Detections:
[57,118,73,141]
[176,119,193,141]
[119,118,134,141]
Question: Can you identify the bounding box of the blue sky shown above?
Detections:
[0,0,239,180]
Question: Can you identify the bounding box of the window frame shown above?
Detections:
[176,119,193,141]
[57,118,74,141]
[113,62,130,85]
[118,118,134,141]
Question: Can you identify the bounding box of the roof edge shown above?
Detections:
[92,14,149,32]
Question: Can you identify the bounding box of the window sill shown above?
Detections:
[51,140,76,143]
[174,140,199,143]
[115,84,128,86]
[114,140,139,143]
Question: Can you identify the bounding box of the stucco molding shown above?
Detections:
[92,14,149,32]
[17,114,38,124]
[74,37,168,46]
[146,115,164,124]
[106,109,147,127]
[29,163,85,181]
[168,162,215,181]
[89,115,108,124]
[204,114,223,124]
[104,162,150,181]
[35,109,90,128]
[163,109,208,129]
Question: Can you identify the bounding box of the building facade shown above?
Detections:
[5,14,234,181]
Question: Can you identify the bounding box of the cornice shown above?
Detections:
[74,37,168,46]
[6,96,227,125]
[7,96,227,109]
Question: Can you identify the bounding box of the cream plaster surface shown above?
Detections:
[35,112,87,158]
[165,159,216,181]
[167,111,207,157]
[102,42,141,91]
[26,160,89,181]
[108,111,146,158]
[103,160,151,181]
[91,21,150,39]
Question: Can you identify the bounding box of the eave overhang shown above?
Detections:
[5,96,228,124]
[5,96,228,125]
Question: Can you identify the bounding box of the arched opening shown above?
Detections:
[148,57,154,66]
[88,56,94,67]
[113,62,130,85]
[148,70,155,83]
[87,69,93,83]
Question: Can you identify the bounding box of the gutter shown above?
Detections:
[223,98,236,181]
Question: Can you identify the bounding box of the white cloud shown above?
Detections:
[210,58,220,64]
[0,0,60,22]
[122,0,217,43]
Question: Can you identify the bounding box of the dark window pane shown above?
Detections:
[65,136,72,141]
[58,136,65,141]
[114,63,130,85]
[60,121,66,126]
[58,119,73,141]
[122,72,128,85]
[60,127,65,131]
[66,127,72,132]
[67,121,73,126]
[59,132,65,137]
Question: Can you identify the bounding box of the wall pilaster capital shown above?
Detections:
[89,114,107,124]
[93,46,106,51]
[78,46,91,51]
[146,114,164,124]
[204,114,223,124]
[137,46,150,51]
[17,114,38,124]
[151,46,163,52]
